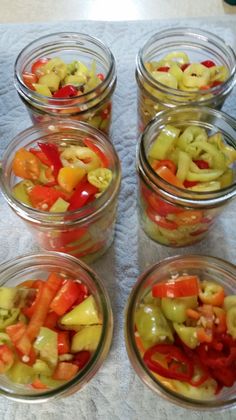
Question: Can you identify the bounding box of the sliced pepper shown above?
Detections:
[173,323,199,349]
[73,350,91,369]
[57,167,86,193]
[143,344,194,381]
[52,362,78,381]
[12,148,40,180]
[50,279,85,316]
[199,280,225,307]
[152,275,199,298]
[28,185,68,211]
[0,344,15,373]
[161,296,198,323]
[16,273,62,355]
[155,166,184,188]
[135,304,174,346]
[226,306,236,339]
[57,331,70,355]
[146,207,178,230]
[83,137,109,168]
[68,178,99,211]
[53,85,78,98]
[38,142,62,178]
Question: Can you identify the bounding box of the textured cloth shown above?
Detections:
[0,17,236,420]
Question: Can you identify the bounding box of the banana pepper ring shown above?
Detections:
[60,146,101,172]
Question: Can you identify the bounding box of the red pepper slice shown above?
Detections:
[73,351,91,369]
[143,190,182,217]
[152,159,176,174]
[193,160,210,169]
[201,60,216,68]
[28,185,68,211]
[183,180,199,188]
[174,335,210,386]
[21,280,44,318]
[152,275,199,298]
[52,362,79,381]
[157,66,170,72]
[50,279,86,316]
[211,81,222,88]
[143,344,194,381]
[97,73,105,81]
[31,378,48,390]
[196,334,236,371]
[43,311,59,329]
[211,366,235,387]
[68,178,99,211]
[155,166,184,188]
[22,72,37,90]
[83,137,109,168]
[38,142,62,178]
[57,331,70,355]
[31,58,49,76]
[29,148,52,167]
[0,344,15,373]
[181,63,190,71]
[146,206,178,230]
[16,273,63,355]
[6,322,26,345]
[53,85,78,98]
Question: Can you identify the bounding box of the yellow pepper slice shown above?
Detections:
[57,167,86,193]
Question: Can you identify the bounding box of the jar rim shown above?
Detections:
[136,27,236,102]
[0,120,121,226]
[138,105,236,208]
[0,251,113,402]
[125,253,236,410]
[14,31,116,109]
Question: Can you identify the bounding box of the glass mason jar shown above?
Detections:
[137,106,236,247]
[0,251,113,402]
[0,120,121,263]
[14,32,117,134]
[136,28,236,131]
[125,254,236,409]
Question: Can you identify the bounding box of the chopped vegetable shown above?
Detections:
[134,274,236,399]
[0,271,102,389]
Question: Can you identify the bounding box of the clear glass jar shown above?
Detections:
[0,120,121,263]
[0,251,113,402]
[137,106,236,247]
[14,32,117,134]
[136,28,236,131]
[125,254,236,410]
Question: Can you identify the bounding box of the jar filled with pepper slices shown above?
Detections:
[125,255,236,409]
[14,32,116,134]
[0,120,121,263]
[137,106,236,247]
[0,252,113,401]
[136,28,236,131]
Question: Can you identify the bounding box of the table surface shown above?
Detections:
[0,0,236,23]
[0,15,236,420]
